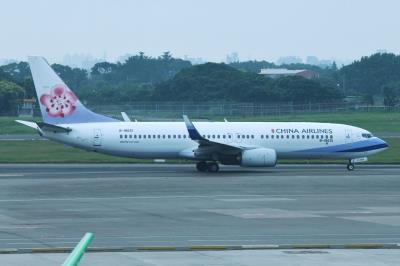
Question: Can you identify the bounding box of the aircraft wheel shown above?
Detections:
[196,161,208,172]
[347,163,355,171]
[207,162,219,172]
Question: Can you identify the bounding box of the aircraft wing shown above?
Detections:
[183,115,260,156]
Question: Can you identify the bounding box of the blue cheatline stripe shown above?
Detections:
[294,138,387,154]
[337,143,388,153]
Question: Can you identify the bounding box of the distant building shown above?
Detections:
[259,68,319,79]
[18,98,36,117]
[276,56,303,65]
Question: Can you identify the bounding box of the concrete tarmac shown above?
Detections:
[3,249,400,266]
[0,164,399,249]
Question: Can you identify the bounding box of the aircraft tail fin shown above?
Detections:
[28,56,117,124]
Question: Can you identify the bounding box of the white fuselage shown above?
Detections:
[42,121,388,162]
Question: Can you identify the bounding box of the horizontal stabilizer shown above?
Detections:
[37,122,71,133]
[15,120,39,130]
[16,120,71,133]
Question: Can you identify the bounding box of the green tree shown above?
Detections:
[153,63,342,103]
[383,86,399,107]
[340,53,400,96]
[362,94,374,106]
[52,64,88,90]
[0,80,25,114]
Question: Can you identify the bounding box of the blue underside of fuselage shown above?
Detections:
[294,138,388,154]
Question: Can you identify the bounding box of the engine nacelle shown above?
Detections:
[240,148,277,167]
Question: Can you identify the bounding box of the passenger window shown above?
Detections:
[148,135,151,139]
[302,135,305,139]
[311,135,314,139]
[307,135,310,139]
[261,135,264,139]
[143,135,147,139]
[242,135,245,138]
[266,135,269,139]
[330,135,333,139]
[271,135,275,139]
[316,135,319,139]
[246,135,249,139]
[129,135,132,138]
[297,135,300,139]
[125,134,128,138]
[183,135,187,138]
[207,135,211,138]
[157,135,160,139]
[120,135,123,139]
[217,135,220,139]
[168,135,171,139]
[251,135,254,139]
[223,135,226,139]
[292,135,295,139]
[286,135,289,139]
[228,135,231,138]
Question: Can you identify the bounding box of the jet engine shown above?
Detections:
[240,148,277,167]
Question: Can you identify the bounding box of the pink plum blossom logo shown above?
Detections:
[40,85,77,117]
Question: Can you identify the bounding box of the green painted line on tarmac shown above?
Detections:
[62,232,94,266]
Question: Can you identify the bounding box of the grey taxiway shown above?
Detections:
[0,163,399,250]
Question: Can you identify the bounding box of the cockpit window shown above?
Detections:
[362,133,373,138]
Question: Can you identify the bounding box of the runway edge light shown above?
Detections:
[62,232,94,266]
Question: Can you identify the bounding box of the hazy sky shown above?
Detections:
[1,0,399,63]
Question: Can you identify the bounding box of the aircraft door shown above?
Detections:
[344,128,353,144]
[93,129,102,146]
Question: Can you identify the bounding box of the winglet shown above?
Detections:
[183,115,204,141]
[62,232,94,266]
[121,112,131,122]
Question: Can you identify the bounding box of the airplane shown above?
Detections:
[16,56,388,172]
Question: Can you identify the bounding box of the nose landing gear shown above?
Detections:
[346,163,355,171]
[347,159,355,171]
[196,161,219,172]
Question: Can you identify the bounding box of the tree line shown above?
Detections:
[1,52,399,115]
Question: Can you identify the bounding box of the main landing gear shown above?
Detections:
[347,159,355,171]
[196,161,219,172]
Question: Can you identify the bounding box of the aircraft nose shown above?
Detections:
[378,138,389,148]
